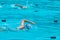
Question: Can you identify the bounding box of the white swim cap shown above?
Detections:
[22,6,27,9]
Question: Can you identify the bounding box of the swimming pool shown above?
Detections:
[0,0,60,40]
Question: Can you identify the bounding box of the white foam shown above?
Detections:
[11,4,15,7]
[0,5,2,8]
[3,23,8,26]
[17,7,21,9]
[1,26,7,29]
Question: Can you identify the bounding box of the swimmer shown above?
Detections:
[17,19,35,30]
[15,4,27,9]
[0,19,35,31]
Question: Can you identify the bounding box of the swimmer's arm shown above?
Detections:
[24,20,35,24]
[15,4,22,7]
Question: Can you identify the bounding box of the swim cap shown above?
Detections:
[25,24,31,30]
[22,6,27,9]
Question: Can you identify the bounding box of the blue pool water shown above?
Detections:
[0,0,60,40]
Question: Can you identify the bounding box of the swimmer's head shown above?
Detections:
[19,6,27,9]
[22,6,27,9]
[25,24,31,30]
[26,24,31,27]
